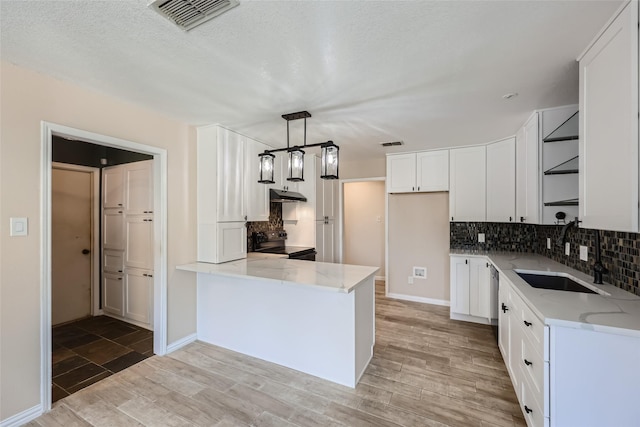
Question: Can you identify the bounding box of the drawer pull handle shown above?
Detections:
[524,359,532,366]
[524,405,533,414]
[524,320,532,327]
[501,303,508,313]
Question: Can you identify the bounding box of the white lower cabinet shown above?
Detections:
[449,256,494,324]
[124,268,153,325]
[216,222,247,263]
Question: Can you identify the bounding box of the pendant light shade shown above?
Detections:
[258,151,275,184]
[320,141,339,179]
[287,147,305,182]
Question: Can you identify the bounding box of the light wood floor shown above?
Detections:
[29,282,525,426]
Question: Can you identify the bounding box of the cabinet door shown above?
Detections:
[469,258,491,319]
[315,220,334,263]
[103,250,124,274]
[103,209,124,250]
[103,166,124,209]
[498,280,510,362]
[124,160,153,214]
[386,153,416,193]
[124,269,152,324]
[449,257,470,315]
[314,157,336,220]
[216,222,247,263]
[486,137,516,222]
[516,113,540,224]
[449,146,486,222]
[245,139,270,222]
[416,150,449,192]
[124,216,153,270]
[103,272,124,316]
[217,129,246,222]
[271,152,299,193]
[579,1,639,232]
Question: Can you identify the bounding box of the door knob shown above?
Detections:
[82,249,90,254]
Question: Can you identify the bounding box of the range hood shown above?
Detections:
[270,188,307,203]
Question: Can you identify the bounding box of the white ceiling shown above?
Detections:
[0,0,622,161]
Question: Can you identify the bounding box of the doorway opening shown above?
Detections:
[41,122,168,410]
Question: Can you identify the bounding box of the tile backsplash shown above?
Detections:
[246,202,283,251]
[450,221,640,297]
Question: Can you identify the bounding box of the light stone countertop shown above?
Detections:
[451,250,640,338]
[177,257,379,294]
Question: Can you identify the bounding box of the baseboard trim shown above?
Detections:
[386,293,450,307]
[450,312,496,326]
[166,333,197,354]
[0,404,42,427]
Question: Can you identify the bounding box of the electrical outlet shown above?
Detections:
[580,245,588,261]
[413,266,427,279]
[565,242,570,256]
[408,276,414,285]
[547,238,551,250]
[478,233,485,243]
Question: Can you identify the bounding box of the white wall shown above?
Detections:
[343,181,385,275]
[387,192,450,303]
[0,62,197,421]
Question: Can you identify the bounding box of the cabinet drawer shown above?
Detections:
[103,250,124,273]
[518,299,545,358]
[519,333,545,403]
[520,375,546,427]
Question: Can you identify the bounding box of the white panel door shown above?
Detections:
[102,165,124,209]
[449,146,486,222]
[450,257,470,315]
[124,216,153,270]
[323,220,335,263]
[103,209,124,250]
[103,272,124,316]
[516,113,540,224]
[416,150,449,192]
[217,129,246,222]
[216,221,247,263]
[315,221,325,262]
[469,258,491,319]
[124,160,153,214]
[579,0,638,232]
[486,137,516,222]
[322,180,336,220]
[245,138,270,222]
[124,269,152,324]
[386,153,416,193]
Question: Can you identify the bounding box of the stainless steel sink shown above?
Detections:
[514,270,608,295]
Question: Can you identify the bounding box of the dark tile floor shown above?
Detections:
[52,316,153,402]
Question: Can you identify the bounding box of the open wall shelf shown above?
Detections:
[544,198,579,207]
[543,111,579,143]
[544,156,579,175]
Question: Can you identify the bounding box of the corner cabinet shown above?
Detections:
[449,256,495,324]
[486,137,516,223]
[516,113,540,224]
[449,146,486,222]
[386,150,449,193]
[578,0,639,232]
[197,125,247,264]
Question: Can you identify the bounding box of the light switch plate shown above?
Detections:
[565,242,570,256]
[547,238,551,250]
[478,233,485,243]
[580,245,588,261]
[408,276,414,285]
[10,217,28,236]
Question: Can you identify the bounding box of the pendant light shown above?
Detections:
[257,110,340,184]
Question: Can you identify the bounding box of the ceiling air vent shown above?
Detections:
[149,0,239,31]
[381,141,403,147]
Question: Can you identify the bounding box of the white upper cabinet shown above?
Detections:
[516,113,540,224]
[217,128,246,222]
[124,215,153,270]
[315,156,336,220]
[245,138,270,222]
[386,150,449,193]
[449,146,486,222]
[103,166,124,208]
[271,151,298,193]
[124,160,153,214]
[579,0,639,232]
[486,137,516,223]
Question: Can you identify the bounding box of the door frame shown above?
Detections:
[51,162,102,317]
[337,177,386,281]
[41,122,168,410]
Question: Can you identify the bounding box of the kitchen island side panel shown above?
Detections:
[196,273,374,388]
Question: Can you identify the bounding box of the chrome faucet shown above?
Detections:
[593,229,608,284]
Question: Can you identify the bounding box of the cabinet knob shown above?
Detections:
[451,217,454,221]
[465,259,468,264]
[501,303,509,313]
[417,186,420,191]
[509,216,512,222]
[524,359,532,366]
[412,186,414,191]
[118,203,123,206]
[520,216,525,223]
[118,211,123,214]
[523,320,532,327]
[118,270,122,273]
[524,405,533,414]
[118,277,122,280]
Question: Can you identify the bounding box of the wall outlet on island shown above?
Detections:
[565,242,570,256]
[478,233,485,243]
[580,245,588,261]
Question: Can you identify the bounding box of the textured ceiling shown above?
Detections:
[0,0,622,160]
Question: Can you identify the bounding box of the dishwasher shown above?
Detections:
[490,264,499,343]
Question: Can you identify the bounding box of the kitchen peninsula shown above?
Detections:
[177,257,378,388]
